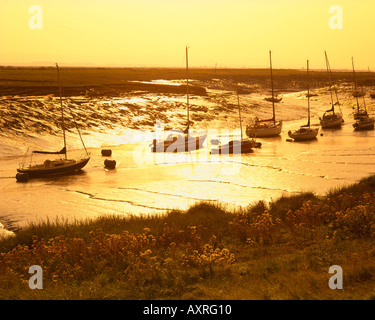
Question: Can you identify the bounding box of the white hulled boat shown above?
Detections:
[211,92,256,154]
[152,46,207,152]
[246,50,282,138]
[288,60,319,141]
[320,51,344,128]
[351,57,375,130]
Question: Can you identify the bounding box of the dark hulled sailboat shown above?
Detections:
[17,64,90,178]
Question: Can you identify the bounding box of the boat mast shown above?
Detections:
[56,63,67,160]
[69,108,89,156]
[307,60,311,128]
[237,91,243,140]
[186,46,190,131]
[352,57,360,112]
[269,50,276,124]
[325,51,335,110]
[368,67,375,88]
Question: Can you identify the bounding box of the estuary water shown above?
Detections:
[0,79,374,236]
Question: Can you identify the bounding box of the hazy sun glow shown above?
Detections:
[1,0,374,69]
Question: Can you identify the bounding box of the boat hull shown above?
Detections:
[210,140,254,154]
[264,97,282,103]
[17,158,90,178]
[152,134,207,153]
[246,122,282,138]
[320,114,343,128]
[354,110,369,120]
[288,128,319,141]
[353,117,375,130]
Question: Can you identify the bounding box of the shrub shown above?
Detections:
[229,210,281,244]
[329,204,375,239]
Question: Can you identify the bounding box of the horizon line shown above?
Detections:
[0,65,364,73]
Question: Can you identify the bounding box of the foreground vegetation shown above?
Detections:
[1,176,375,299]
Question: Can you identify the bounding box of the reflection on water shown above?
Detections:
[0,79,375,232]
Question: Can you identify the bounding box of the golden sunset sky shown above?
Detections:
[0,0,374,70]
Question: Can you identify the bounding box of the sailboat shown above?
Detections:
[151,46,207,152]
[17,63,90,178]
[211,92,256,154]
[320,51,344,128]
[288,60,319,141]
[351,57,375,130]
[246,50,282,138]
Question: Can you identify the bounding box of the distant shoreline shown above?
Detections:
[0,65,361,72]
[1,67,374,97]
